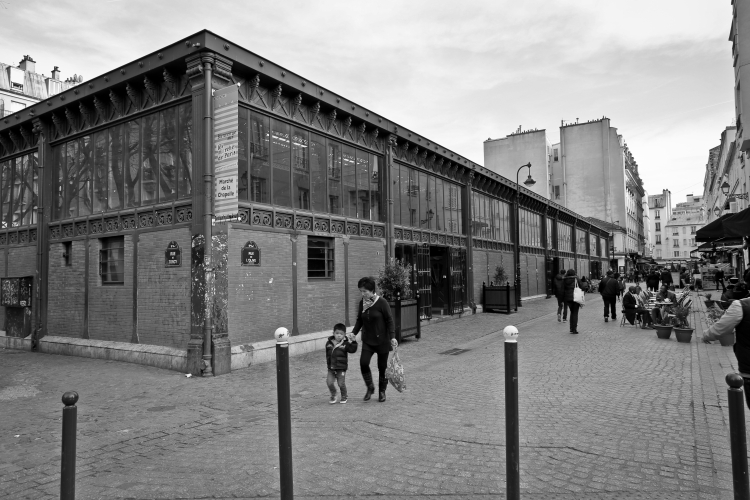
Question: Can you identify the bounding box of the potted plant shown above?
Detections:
[483,265,516,314]
[654,312,674,340]
[672,304,693,343]
[376,260,419,342]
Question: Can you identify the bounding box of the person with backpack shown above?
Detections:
[553,269,568,323]
[703,296,750,409]
[598,270,620,322]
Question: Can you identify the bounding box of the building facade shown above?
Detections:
[483,129,552,199]
[647,189,672,262]
[663,195,705,265]
[0,30,611,374]
[642,189,652,257]
[0,55,80,118]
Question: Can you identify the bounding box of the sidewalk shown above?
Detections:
[0,292,744,499]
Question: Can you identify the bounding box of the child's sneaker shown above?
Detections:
[340,397,348,404]
[329,395,337,404]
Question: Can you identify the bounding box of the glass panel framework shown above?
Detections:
[0,151,39,228]
[51,102,193,221]
[470,191,511,242]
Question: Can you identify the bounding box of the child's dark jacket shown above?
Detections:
[325,336,358,371]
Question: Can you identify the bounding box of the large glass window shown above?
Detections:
[249,111,270,204]
[557,222,572,252]
[292,126,310,210]
[356,150,370,220]
[399,164,411,227]
[576,228,587,254]
[418,171,428,229]
[51,103,193,221]
[425,175,436,231]
[327,141,341,215]
[435,177,444,231]
[271,119,291,208]
[370,154,381,222]
[310,133,327,213]
[519,209,541,247]
[341,145,357,217]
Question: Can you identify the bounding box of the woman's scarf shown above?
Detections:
[362,293,379,313]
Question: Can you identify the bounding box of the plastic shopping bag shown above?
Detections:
[385,347,406,392]
[573,280,585,306]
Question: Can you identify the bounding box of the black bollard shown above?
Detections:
[274,327,294,500]
[503,326,519,500]
[60,391,78,500]
[726,374,750,500]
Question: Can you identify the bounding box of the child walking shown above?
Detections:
[325,323,358,404]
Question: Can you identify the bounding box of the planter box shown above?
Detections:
[655,325,673,339]
[482,284,518,314]
[674,327,693,343]
[388,298,421,343]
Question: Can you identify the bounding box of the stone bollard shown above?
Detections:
[726,373,750,500]
[60,391,79,500]
[503,326,519,500]
[274,327,294,500]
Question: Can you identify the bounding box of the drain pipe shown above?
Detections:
[202,56,214,377]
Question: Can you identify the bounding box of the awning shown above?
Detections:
[722,206,750,238]
[696,214,735,242]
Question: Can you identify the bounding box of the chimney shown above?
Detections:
[18,55,36,73]
[51,66,61,80]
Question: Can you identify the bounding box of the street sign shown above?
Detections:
[214,84,239,222]
[241,241,261,266]
[165,241,181,267]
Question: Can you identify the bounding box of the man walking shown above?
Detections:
[598,270,620,322]
[715,267,726,292]
[553,269,567,323]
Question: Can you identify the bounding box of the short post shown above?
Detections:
[726,374,750,500]
[60,391,78,500]
[503,326,520,500]
[274,327,294,500]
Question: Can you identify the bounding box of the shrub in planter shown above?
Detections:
[654,314,673,339]
[672,304,693,343]
[376,259,413,301]
[492,265,509,286]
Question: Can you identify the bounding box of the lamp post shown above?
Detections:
[514,162,535,306]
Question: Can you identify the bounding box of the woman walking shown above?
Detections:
[351,276,397,403]
[563,269,587,334]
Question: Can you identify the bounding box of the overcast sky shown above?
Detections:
[1,0,734,203]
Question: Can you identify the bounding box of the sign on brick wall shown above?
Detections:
[165,241,182,267]
[241,241,261,266]
[214,84,239,222]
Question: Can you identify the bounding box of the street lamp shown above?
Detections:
[714,206,722,217]
[721,181,731,196]
[514,162,535,306]
[720,181,750,200]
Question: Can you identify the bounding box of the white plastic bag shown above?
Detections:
[574,279,585,306]
[385,347,406,392]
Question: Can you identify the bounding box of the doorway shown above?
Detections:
[430,246,450,315]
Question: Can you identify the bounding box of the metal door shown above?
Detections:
[416,244,432,319]
[449,247,465,315]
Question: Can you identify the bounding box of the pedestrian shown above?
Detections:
[564,269,588,334]
[553,269,568,323]
[660,267,674,290]
[646,268,660,292]
[598,270,619,322]
[635,286,655,329]
[351,276,397,403]
[633,269,640,285]
[702,296,750,409]
[623,285,653,328]
[715,267,726,292]
[325,323,358,404]
[651,284,677,325]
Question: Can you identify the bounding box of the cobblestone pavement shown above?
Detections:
[0,289,744,499]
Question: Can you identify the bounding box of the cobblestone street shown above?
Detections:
[0,291,744,499]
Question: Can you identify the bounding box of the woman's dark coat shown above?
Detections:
[563,275,588,302]
[352,297,395,352]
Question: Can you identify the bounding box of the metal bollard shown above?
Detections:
[503,326,519,500]
[274,327,294,500]
[726,374,750,500]
[60,391,79,500]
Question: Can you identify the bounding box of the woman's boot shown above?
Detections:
[363,373,375,401]
[378,377,387,402]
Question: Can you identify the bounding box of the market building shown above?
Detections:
[0,30,611,375]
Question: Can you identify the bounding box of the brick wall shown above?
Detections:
[88,236,133,343]
[227,228,293,346]
[47,240,86,338]
[297,234,346,334]
[137,228,191,349]
[347,238,386,324]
